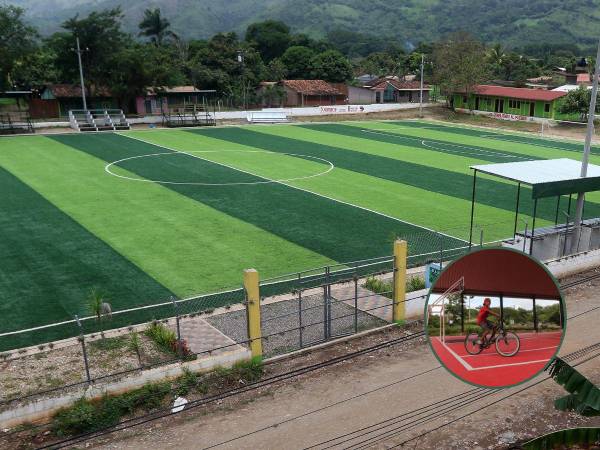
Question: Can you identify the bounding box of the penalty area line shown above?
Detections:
[117,133,468,244]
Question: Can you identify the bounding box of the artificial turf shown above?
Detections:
[0,120,596,348]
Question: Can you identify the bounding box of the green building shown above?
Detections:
[452,85,567,120]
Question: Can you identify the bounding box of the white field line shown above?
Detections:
[468,359,550,371]
[118,133,468,244]
[439,338,551,372]
[361,128,530,160]
[461,345,558,358]
[104,150,335,186]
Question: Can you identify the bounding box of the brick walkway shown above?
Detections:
[170,317,245,356]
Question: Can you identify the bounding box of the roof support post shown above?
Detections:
[468,169,477,250]
[513,182,521,237]
[530,198,538,255]
[555,195,561,225]
[571,36,600,254]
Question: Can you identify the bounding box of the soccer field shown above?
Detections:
[2,120,600,341]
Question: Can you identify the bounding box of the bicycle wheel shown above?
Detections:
[495,331,520,357]
[464,332,483,355]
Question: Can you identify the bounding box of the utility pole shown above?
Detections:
[571,37,600,253]
[237,50,246,110]
[75,37,87,110]
[419,53,424,117]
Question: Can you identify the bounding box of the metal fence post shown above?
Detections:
[75,315,91,385]
[438,232,443,267]
[393,240,407,323]
[244,269,262,358]
[171,296,182,358]
[354,274,359,334]
[323,267,330,340]
[298,288,303,349]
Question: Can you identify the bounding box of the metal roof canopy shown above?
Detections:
[467,158,600,255]
[471,158,600,199]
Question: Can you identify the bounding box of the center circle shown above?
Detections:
[104,150,335,186]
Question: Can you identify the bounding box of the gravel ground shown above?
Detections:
[0,333,171,408]
[207,294,386,357]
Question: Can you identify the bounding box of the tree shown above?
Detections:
[56,8,129,93]
[245,20,291,62]
[280,46,316,79]
[432,32,490,108]
[311,50,353,82]
[557,85,599,121]
[0,5,38,89]
[138,8,176,46]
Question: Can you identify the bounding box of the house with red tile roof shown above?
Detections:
[40,84,117,117]
[364,76,431,104]
[452,85,568,121]
[276,80,347,107]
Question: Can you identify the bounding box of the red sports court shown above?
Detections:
[427,248,564,388]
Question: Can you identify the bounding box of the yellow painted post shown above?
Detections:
[393,240,407,323]
[244,269,262,358]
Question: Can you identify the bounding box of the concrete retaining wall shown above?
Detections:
[0,348,250,429]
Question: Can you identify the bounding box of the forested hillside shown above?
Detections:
[9,0,600,50]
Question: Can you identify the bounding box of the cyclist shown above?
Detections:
[476,297,500,346]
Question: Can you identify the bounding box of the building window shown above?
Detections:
[544,103,551,113]
[508,99,521,109]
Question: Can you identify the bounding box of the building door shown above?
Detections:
[144,99,152,114]
[475,97,480,110]
[495,99,504,113]
[529,102,535,117]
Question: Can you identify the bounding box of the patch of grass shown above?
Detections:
[51,358,264,437]
[364,275,426,298]
[52,381,171,436]
[144,322,177,355]
[89,335,128,352]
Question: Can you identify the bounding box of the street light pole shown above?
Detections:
[571,37,600,253]
[419,53,424,117]
[75,37,87,110]
[237,50,246,110]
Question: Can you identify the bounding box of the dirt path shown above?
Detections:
[87,277,600,450]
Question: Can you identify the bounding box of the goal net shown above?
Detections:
[428,277,464,344]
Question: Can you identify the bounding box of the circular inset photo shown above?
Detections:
[425,248,565,388]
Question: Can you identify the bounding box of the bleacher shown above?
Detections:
[247,111,289,123]
[162,104,216,127]
[0,112,34,135]
[68,109,131,132]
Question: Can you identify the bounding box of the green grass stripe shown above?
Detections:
[386,120,600,155]
[50,132,465,262]
[358,120,600,168]
[187,126,600,223]
[0,136,333,300]
[300,122,536,164]
[133,129,520,241]
[0,164,174,348]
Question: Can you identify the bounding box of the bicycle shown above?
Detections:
[464,320,520,357]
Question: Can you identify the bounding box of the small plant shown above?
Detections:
[38,344,45,351]
[144,322,177,354]
[88,288,112,336]
[407,276,426,292]
[176,367,199,396]
[128,333,143,369]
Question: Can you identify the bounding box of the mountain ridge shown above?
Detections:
[8,0,600,49]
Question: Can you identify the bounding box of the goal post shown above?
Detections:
[428,277,464,344]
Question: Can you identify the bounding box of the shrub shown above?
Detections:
[52,382,171,436]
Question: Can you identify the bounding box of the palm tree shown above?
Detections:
[138,8,176,45]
